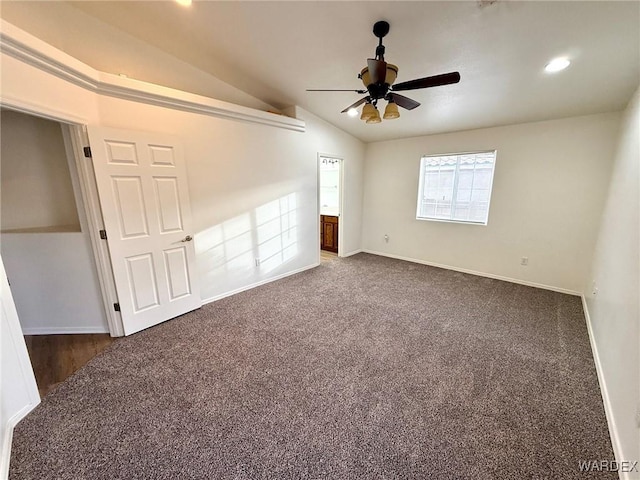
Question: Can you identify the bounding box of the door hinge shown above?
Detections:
[83,146,92,158]
[99,229,107,240]
[113,303,121,312]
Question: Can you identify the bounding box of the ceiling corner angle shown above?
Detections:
[0,19,305,133]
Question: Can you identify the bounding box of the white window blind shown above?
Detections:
[416,151,497,225]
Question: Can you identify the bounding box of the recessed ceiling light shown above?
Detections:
[545,57,570,73]
[176,0,192,6]
[347,108,359,117]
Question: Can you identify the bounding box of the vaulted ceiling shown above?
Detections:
[2,1,638,142]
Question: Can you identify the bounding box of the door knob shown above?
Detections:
[181,235,193,242]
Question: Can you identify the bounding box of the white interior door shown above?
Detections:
[87,127,201,335]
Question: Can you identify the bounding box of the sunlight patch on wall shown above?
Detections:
[256,193,298,274]
[195,193,299,299]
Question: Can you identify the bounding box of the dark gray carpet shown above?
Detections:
[10,253,615,479]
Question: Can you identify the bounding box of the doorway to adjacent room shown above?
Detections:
[318,155,343,262]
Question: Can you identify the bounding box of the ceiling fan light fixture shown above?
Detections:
[365,108,382,124]
[360,64,398,88]
[360,67,371,88]
[385,64,398,85]
[383,101,400,120]
[361,103,377,120]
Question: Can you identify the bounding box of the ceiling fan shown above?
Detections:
[307,21,460,123]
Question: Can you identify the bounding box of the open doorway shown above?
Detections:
[318,155,343,263]
[1,108,203,395]
[0,108,116,396]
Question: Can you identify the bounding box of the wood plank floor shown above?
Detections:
[24,334,116,397]
[320,250,338,262]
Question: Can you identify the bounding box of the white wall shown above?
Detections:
[1,233,109,334]
[0,108,108,334]
[1,109,79,231]
[1,257,40,478]
[584,87,639,472]
[0,53,100,124]
[292,107,365,257]
[362,113,621,293]
[95,99,364,301]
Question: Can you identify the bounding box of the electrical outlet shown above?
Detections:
[255,258,260,267]
[520,257,528,266]
[384,234,389,243]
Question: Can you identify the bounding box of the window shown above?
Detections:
[416,151,497,225]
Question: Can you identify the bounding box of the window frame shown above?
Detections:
[415,150,497,226]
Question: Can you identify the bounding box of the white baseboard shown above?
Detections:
[362,250,581,296]
[21,326,110,335]
[340,248,362,258]
[581,295,630,480]
[202,263,320,305]
[1,401,39,479]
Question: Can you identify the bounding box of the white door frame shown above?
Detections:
[317,153,344,258]
[63,125,124,337]
[0,99,124,337]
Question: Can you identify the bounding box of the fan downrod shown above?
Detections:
[373,21,390,39]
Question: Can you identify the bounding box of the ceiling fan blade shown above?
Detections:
[392,71,461,92]
[388,93,420,110]
[367,58,387,85]
[340,97,369,113]
[307,89,368,93]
